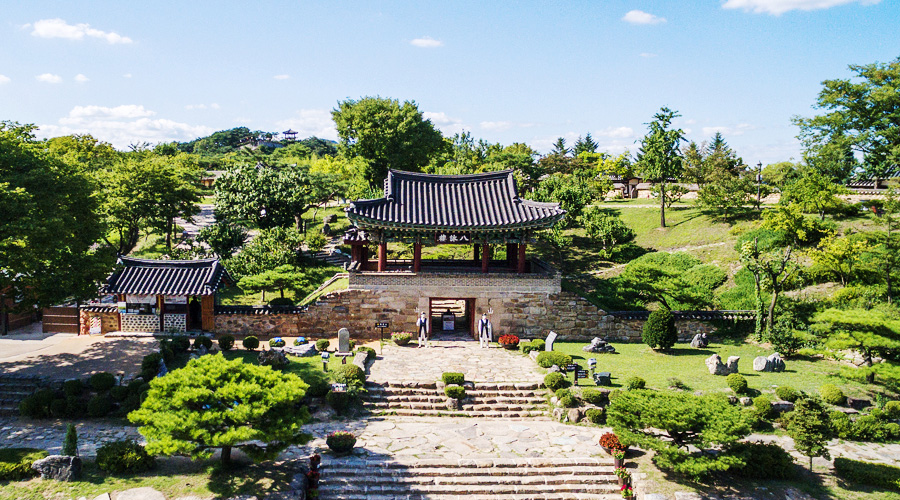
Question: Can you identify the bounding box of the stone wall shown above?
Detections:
[78,309,119,336]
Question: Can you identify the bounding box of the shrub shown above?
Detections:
[243,336,260,350]
[193,336,213,350]
[598,432,625,451]
[585,408,606,424]
[87,394,113,418]
[581,389,607,406]
[65,396,86,419]
[667,378,689,391]
[0,448,48,480]
[218,335,235,351]
[315,339,330,351]
[169,336,191,352]
[752,395,774,422]
[544,372,569,391]
[819,384,846,406]
[531,339,546,351]
[96,440,156,474]
[326,390,351,413]
[555,388,572,400]
[90,372,116,392]
[268,297,294,306]
[642,309,678,350]
[444,385,467,400]
[626,377,646,391]
[834,457,900,492]
[49,398,68,418]
[536,351,572,369]
[559,394,578,408]
[730,442,797,480]
[356,346,376,362]
[62,379,84,398]
[727,374,749,394]
[110,385,129,402]
[293,337,308,345]
[521,341,540,354]
[349,339,357,350]
[269,337,286,348]
[62,424,78,456]
[20,389,55,418]
[391,332,412,346]
[128,380,149,397]
[852,415,900,442]
[775,386,801,402]
[884,401,900,420]
[325,431,356,453]
[332,364,365,384]
[141,353,163,380]
[442,373,465,386]
[305,377,331,398]
[828,410,853,439]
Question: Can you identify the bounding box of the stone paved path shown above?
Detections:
[367,341,542,383]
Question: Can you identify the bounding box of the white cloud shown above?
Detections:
[74,74,89,83]
[122,73,132,78]
[623,10,667,24]
[211,103,220,110]
[596,126,635,139]
[0,75,10,85]
[721,0,880,15]
[275,109,338,141]
[423,111,466,135]
[185,102,222,111]
[36,73,62,83]
[38,104,212,149]
[480,121,514,132]
[701,123,755,137]
[28,18,132,44]
[639,52,658,58]
[273,74,290,80]
[410,36,444,48]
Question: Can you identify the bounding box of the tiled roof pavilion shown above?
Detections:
[101,257,232,296]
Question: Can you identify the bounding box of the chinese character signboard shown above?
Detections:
[434,232,472,244]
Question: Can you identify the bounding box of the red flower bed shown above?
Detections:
[498,335,519,346]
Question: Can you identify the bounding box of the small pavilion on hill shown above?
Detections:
[343,170,566,337]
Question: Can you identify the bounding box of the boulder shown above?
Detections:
[258,350,288,368]
[753,356,772,372]
[567,408,582,423]
[583,337,616,353]
[705,354,729,376]
[690,333,708,349]
[552,407,566,421]
[771,400,795,413]
[31,455,81,481]
[739,397,752,406]
[768,353,786,372]
[548,365,561,373]
[593,372,611,386]
[726,356,740,374]
[727,396,738,405]
[848,397,873,411]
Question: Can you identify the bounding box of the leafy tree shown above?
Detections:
[178,127,253,155]
[550,137,571,157]
[1,122,107,334]
[794,56,900,185]
[811,308,900,384]
[619,252,726,310]
[635,107,685,228]
[579,207,635,251]
[573,133,598,156]
[539,222,572,267]
[761,204,833,247]
[531,170,608,224]
[45,134,118,171]
[332,97,445,187]
[143,153,203,252]
[782,397,832,470]
[608,390,753,479]
[761,161,804,186]
[862,232,900,304]
[237,265,311,302]
[129,355,310,465]
[809,234,870,286]
[224,227,304,280]
[651,183,688,209]
[740,238,800,339]
[781,171,849,220]
[697,169,756,221]
[197,221,248,258]
[490,143,542,191]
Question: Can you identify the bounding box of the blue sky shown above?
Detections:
[1,0,898,163]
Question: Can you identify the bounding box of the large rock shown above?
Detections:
[705,354,729,376]
[258,349,288,368]
[768,352,786,372]
[726,356,740,374]
[593,372,611,386]
[582,337,615,353]
[753,356,771,372]
[115,488,166,500]
[31,455,81,481]
[848,397,873,411]
[284,343,317,357]
[771,400,795,413]
[690,333,708,349]
[567,408,582,423]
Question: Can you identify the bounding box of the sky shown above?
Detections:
[1,0,898,164]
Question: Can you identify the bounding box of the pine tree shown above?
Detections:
[782,397,831,470]
[635,107,685,228]
[62,423,78,456]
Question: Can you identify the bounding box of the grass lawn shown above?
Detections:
[300,277,348,305]
[0,456,299,500]
[546,341,882,399]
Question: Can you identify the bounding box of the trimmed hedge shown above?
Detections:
[193,336,213,350]
[544,372,569,391]
[585,408,606,424]
[642,309,678,350]
[269,337,286,348]
[218,335,235,351]
[727,374,749,395]
[62,379,84,398]
[445,385,467,400]
[626,377,646,390]
[775,386,800,402]
[730,442,797,480]
[243,336,260,350]
[96,440,155,474]
[536,351,572,369]
[0,448,48,480]
[332,364,365,384]
[87,394,113,418]
[581,389,607,406]
[90,372,116,392]
[315,339,330,351]
[834,457,900,492]
[820,384,846,406]
[442,373,465,386]
[356,346,376,362]
[559,395,578,408]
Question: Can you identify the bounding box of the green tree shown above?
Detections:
[782,397,831,470]
[761,161,804,186]
[642,309,678,350]
[740,238,800,339]
[224,227,304,280]
[635,107,685,228]
[794,57,900,185]
[809,234,870,285]
[62,423,78,456]
[238,265,311,302]
[697,169,756,221]
[573,133,598,156]
[531,170,606,224]
[197,221,248,258]
[143,153,203,252]
[129,355,310,465]
[579,207,635,252]
[332,96,445,187]
[619,252,726,310]
[781,171,849,220]
[608,390,753,479]
[761,204,832,247]
[811,308,900,384]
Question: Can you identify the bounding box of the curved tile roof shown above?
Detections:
[101,257,233,296]
[347,170,565,231]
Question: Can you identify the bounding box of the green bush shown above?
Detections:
[531,339,546,351]
[834,457,900,492]
[727,374,749,395]
[0,448,48,480]
[544,372,569,391]
[444,385,467,400]
[751,395,774,422]
[730,442,797,480]
[885,401,900,420]
[218,335,235,351]
[626,377,646,391]
[49,398,68,418]
[391,332,411,346]
[442,373,465,386]
[194,336,213,350]
[170,336,191,352]
[819,384,846,406]
[62,424,78,456]
[269,337,286,348]
[555,388,572,400]
[243,336,260,350]
[536,351,572,369]
[642,309,678,350]
[62,379,84,398]
[775,386,801,402]
[305,377,330,398]
[87,394,113,418]
[828,410,853,439]
[581,389,607,406]
[90,372,116,392]
[110,385,129,402]
[585,408,606,424]
[326,390,351,413]
[128,380,149,397]
[315,339,330,351]
[65,396,86,419]
[96,440,155,474]
[19,389,55,418]
[141,353,163,381]
[332,364,365,384]
[120,394,142,415]
[268,297,294,306]
[356,346,376,362]
[852,415,900,442]
[667,378,689,390]
[521,341,538,354]
[559,394,578,408]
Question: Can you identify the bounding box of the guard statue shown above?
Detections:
[478,313,493,348]
[416,311,429,348]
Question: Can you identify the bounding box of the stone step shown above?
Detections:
[368,382,541,391]
[364,402,544,412]
[367,408,548,419]
[326,458,612,467]
[366,389,547,399]
[317,482,620,496]
[325,465,614,476]
[364,395,546,405]
[320,494,620,500]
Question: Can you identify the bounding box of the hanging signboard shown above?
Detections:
[125,294,155,304]
[434,232,472,244]
[164,296,187,305]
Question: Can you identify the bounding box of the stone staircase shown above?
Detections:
[0,375,44,417]
[318,457,621,499]
[362,381,548,419]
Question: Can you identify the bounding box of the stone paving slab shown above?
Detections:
[368,341,542,383]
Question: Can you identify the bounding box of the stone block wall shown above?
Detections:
[78,309,119,336]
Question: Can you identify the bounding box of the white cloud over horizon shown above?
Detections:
[275,109,338,141]
[273,74,290,80]
[185,103,221,110]
[701,123,755,137]
[74,74,89,83]
[36,73,62,83]
[480,121,514,132]
[623,10,667,24]
[721,0,881,15]
[410,36,444,48]
[0,75,10,85]
[424,111,466,135]
[27,18,133,44]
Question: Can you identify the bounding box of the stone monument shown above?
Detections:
[338,328,351,354]
[545,331,557,352]
[690,333,708,349]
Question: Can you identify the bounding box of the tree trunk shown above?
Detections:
[261,290,266,302]
[660,182,667,228]
[294,215,303,231]
[888,271,894,305]
[280,288,285,298]
[221,445,232,465]
[754,277,765,340]
[165,218,173,252]
[766,289,779,337]
[0,296,7,336]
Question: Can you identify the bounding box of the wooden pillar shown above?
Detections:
[201,295,215,331]
[413,243,422,273]
[377,243,387,272]
[361,247,370,270]
[473,243,480,262]
[506,243,517,269]
[157,295,164,332]
[481,244,491,273]
[518,243,527,274]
